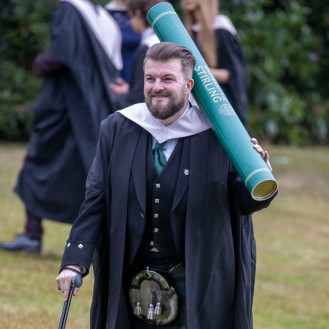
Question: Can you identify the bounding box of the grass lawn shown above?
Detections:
[0,142,328,328]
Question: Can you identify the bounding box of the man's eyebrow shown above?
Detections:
[144,73,177,80]
[162,74,176,78]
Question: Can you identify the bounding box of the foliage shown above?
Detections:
[0,0,54,141]
[1,0,329,145]
[224,0,328,145]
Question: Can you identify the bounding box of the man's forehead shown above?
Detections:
[144,58,183,74]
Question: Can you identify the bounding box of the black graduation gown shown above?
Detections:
[14,2,118,223]
[215,27,248,127]
[60,111,276,328]
[112,44,148,111]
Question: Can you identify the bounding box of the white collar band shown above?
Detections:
[118,103,210,143]
[62,0,123,70]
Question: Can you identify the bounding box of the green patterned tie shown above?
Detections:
[154,142,167,174]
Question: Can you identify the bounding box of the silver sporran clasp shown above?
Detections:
[129,268,179,326]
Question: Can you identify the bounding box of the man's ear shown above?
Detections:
[185,79,194,94]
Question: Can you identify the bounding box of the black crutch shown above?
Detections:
[58,273,83,329]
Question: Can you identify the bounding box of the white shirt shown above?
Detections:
[152,138,178,161]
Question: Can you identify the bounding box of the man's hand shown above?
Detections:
[251,138,272,171]
[109,77,130,95]
[56,265,81,301]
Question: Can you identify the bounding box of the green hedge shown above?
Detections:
[0,0,328,145]
[224,0,328,145]
[0,0,54,141]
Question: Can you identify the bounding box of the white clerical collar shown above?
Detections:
[192,14,237,36]
[62,0,123,70]
[118,103,210,143]
[141,27,160,48]
[105,2,126,11]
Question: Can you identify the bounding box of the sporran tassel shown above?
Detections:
[154,302,162,315]
[134,301,142,315]
[147,303,155,320]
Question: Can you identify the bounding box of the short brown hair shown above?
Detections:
[144,42,196,80]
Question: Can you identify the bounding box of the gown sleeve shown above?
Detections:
[60,117,114,275]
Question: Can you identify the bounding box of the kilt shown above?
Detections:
[130,263,186,329]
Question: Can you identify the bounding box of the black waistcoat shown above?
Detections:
[133,137,188,266]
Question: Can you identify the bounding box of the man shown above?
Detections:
[57,42,276,329]
[0,0,122,253]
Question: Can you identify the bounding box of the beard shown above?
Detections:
[145,89,186,120]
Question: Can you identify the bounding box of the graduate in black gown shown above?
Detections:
[0,0,122,253]
[105,0,141,85]
[181,0,248,127]
[109,0,160,111]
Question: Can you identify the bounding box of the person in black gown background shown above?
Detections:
[109,0,161,111]
[106,0,141,85]
[0,0,122,253]
[181,0,248,127]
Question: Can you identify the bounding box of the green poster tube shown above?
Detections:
[147,2,278,200]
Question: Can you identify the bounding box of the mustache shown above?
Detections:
[150,91,170,97]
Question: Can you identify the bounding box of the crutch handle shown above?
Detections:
[58,273,83,329]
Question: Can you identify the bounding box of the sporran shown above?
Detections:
[129,268,179,326]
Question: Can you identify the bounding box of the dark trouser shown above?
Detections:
[131,264,187,329]
[24,210,43,241]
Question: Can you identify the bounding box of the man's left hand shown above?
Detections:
[251,137,272,171]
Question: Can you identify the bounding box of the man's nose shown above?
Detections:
[152,79,164,91]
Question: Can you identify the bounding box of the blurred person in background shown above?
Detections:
[181,0,248,127]
[0,0,122,253]
[109,0,161,111]
[106,0,141,84]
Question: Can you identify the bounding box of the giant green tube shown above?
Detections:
[147,2,278,200]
